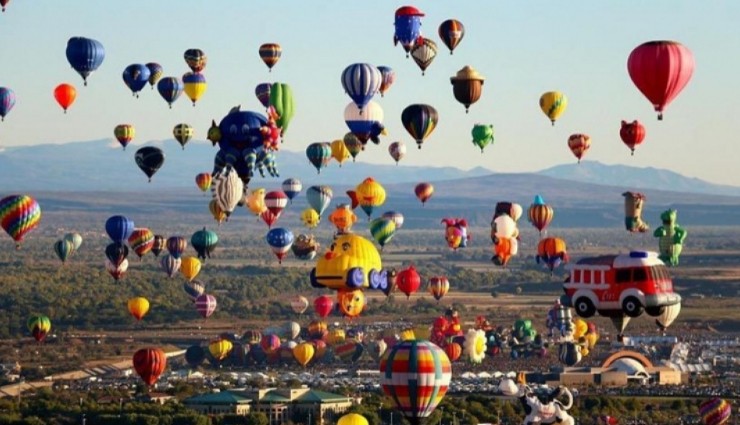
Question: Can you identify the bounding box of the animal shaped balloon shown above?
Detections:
[441,218,469,250]
[450,66,484,112]
[471,124,494,153]
[620,120,646,155]
[653,209,687,266]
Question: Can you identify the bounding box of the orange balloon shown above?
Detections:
[54,83,77,112]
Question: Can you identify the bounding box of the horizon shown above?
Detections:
[1,1,739,187]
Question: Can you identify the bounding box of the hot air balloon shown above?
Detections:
[355,177,386,219]
[528,195,554,235]
[306,142,332,173]
[330,139,351,166]
[471,124,494,153]
[341,63,382,112]
[370,217,396,250]
[211,166,244,218]
[145,62,163,89]
[567,133,591,163]
[414,183,434,205]
[699,398,731,425]
[269,82,295,136]
[428,276,449,301]
[281,178,302,203]
[0,195,41,249]
[382,211,404,230]
[343,133,363,162]
[338,413,368,425]
[368,339,388,362]
[260,333,281,354]
[194,173,212,194]
[264,190,288,219]
[191,227,218,260]
[300,208,320,229]
[292,234,320,261]
[63,232,83,251]
[0,1,9,12]
[53,239,74,264]
[182,72,207,106]
[163,236,185,260]
[411,37,437,75]
[388,141,406,164]
[450,66,484,112]
[627,41,695,120]
[128,297,150,321]
[380,340,451,425]
[655,302,681,332]
[306,186,333,218]
[536,237,569,274]
[105,242,128,267]
[290,295,309,315]
[401,104,438,149]
[183,280,206,302]
[27,315,51,342]
[172,123,193,149]
[344,100,385,147]
[184,345,206,368]
[394,6,425,56]
[65,37,105,85]
[121,64,150,97]
[266,228,294,264]
[438,19,465,54]
[0,87,16,121]
[337,289,366,318]
[53,83,76,113]
[135,146,165,182]
[113,124,135,150]
[293,342,315,367]
[539,91,568,126]
[396,265,421,299]
[259,43,282,71]
[209,338,233,362]
[444,342,462,362]
[157,76,183,108]
[160,254,181,278]
[329,204,357,234]
[184,48,207,73]
[378,66,396,97]
[106,258,128,281]
[133,348,166,386]
[105,215,134,244]
[255,83,271,109]
[314,295,333,318]
[442,218,469,251]
[151,235,166,257]
[195,294,217,319]
[180,256,201,281]
[620,120,646,155]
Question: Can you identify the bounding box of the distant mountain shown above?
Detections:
[538,161,740,197]
[0,139,492,191]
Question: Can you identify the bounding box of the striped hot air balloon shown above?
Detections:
[258,43,282,71]
[306,186,333,217]
[160,254,181,278]
[151,234,166,257]
[290,295,309,315]
[401,104,438,149]
[183,48,207,73]
[370,217,396,250]
[183,279,206,302]
[27,315,51,342]
[377,66,396,97]
[380,340,451,425]
[281,178,302,203]
[195,294,217,319]
[410,38,438,75]
[128,228,155,258]
[265,227,294,264]
[528,195,554,235]
[306,142,332,174]
[438,19,465,54]
[699,398,731,425]
[133,348,166,386]
[428,276,449,301]
[53,239,75,264]
[114,124,135,150]
[0,195,42,249]
[414,183,434,205]
[211,165,244,218]
[341,63,382,112]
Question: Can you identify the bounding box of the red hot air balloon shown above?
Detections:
[264,191,288,218]
[54,83,76,113]
[620,120,646,155]
[133,348,167,386]
[444,341,462,362]
[567,134,591,163]
[396,265,421,299]
[627,41,695,120]
[314,295,333,318]
[414,183,434,205]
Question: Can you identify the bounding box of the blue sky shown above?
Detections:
[1,1,739,185]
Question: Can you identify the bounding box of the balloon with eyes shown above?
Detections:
[499,377,575,425]
[209,105,282,188]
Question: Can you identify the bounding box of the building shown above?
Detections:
[183,387,356,425]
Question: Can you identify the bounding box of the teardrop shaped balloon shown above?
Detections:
[128,228,155,258]
[410,38,438,75]
[567,133,591,163]
[145,62,163,89]
[401,104,438,149]
[255,83,272,109]
[195,172,212,193]
[54,83,76,113]
[388,141,406,164]
[0,87,16,121]
[183,48,207,73]
[281,178,302,203]
[438,19,465,54]
[539,91,568,126]
[620,120,646,155]
[65,37,105,86]
[128,297,150,321]
[195,293,217,319]
[180,256,202,281]
[133,348,166,386]
[121,64,150,97]
[157,76,183,108]
[53,239,75,264]
[259,43,282,71]
[135,146,165,182]
[377,66,396,97]
[182,72,207,106]
[0,195,41,249]
[414,183,434,205]
[114,124,135,150]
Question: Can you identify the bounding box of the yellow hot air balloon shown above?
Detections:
[293,342,315,367]
[539,91,568,125]
[180,256,202,281]
[127,297,150,321]
[301,208,320,228]
[338,413,369,425]
[208,338,233,361]
[326,329,346,346]
[399,329,416,341]
[209,200,227,225]
[183,72,207,106]
[330,139,351,167]
[355,177,386,219]
[246,188,268,216]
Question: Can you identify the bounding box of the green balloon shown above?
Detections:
[471,124,494,152]
[269,82,295,136]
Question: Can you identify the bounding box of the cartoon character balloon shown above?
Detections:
[536,237,569,274]
[441,218,469,250]
[620,120,646,155]
[450,66,484,112]
[393,6,425,57]
[653,209,687,266]
[471,124,494,153]
[310,233,385,291]
[623,192,649,233]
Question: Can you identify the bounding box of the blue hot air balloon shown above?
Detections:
[255,83,271,109]
[65,37,105,86]
[157,77,183,108]
[0,87,16,121]
[105,215,134,244]
[344,101,385,146]
[122,64,151,97]
[341,63,382,112]
[281,178,302,203]
[265,228,294,264]
[393,6,425,57]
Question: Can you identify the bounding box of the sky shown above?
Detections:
[1,1,740,185]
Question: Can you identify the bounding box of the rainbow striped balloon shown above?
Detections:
[700,398,731,425]
[380,340,451,424]
[0,195,41,248]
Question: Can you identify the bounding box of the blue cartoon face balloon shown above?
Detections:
[218,107,267,150]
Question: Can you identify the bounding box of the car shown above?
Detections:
[562,250,681,318]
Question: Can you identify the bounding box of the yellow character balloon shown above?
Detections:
[310,233,383,290]
[301,208,320,228]
[337,288,366,318]
[246,188,267,216]
[539,91,568,126]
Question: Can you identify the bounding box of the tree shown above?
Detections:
[244,412,269,425]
